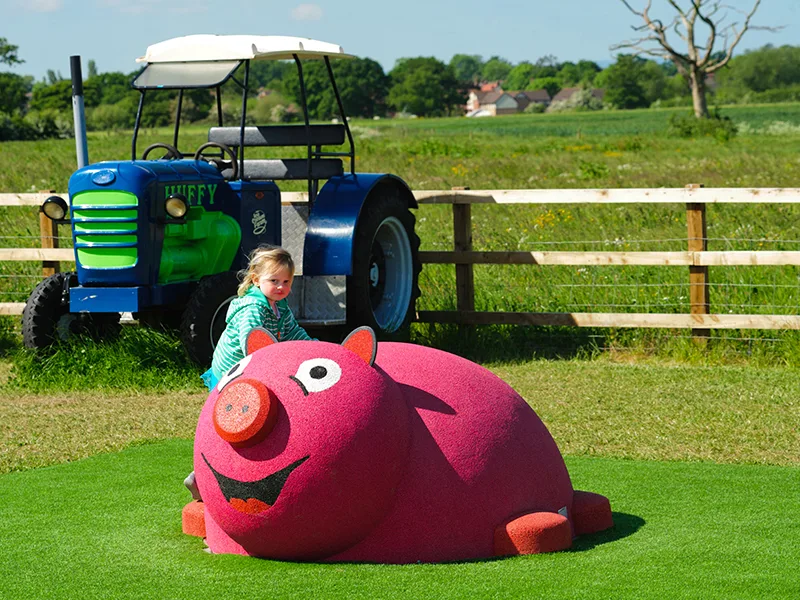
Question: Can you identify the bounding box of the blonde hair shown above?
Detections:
[237,245,295,296]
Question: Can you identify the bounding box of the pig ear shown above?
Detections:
[342,326,377,366]
[247,327,278,355]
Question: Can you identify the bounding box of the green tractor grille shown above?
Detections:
[71,191,139,269]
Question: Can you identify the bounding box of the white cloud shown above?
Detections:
[19,0,63,12]
[96,0,208,14]
[291,3,323,21]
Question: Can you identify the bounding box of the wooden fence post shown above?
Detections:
[38,190,59,277]
[452,187,475,313]
[686,184,709,342]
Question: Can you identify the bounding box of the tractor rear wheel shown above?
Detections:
[22,272,121,348]
[347,190,421,338]
[180,271,240,366]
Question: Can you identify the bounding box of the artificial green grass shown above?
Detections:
[0,440,797,599]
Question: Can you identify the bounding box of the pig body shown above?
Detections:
[189,333,612,563]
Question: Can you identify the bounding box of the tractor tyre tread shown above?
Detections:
[346,190,421,339]
[180,271,240,366]
[22,272,71,349]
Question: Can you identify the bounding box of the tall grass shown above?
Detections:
[5,327,204,392]
[2,104,800,383]
[3,103,800,191]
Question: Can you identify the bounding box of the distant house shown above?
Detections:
[480,81,503,93]
[465,87,551,116]
[466,90,519,116]
[511,90,551,111]
[550,87,606,103]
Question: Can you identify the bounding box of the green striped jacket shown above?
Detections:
[210,285,312,380]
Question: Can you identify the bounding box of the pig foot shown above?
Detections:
[572,490,613,535]
[493,512,572,556]
[182,500,206,538]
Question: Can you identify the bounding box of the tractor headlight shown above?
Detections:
[165,194,188,218]
[42,196,68,221]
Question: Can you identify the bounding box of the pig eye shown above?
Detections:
[292,358,341,393]
[217,354,253,392]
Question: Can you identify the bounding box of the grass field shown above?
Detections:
[6,105,800,362]
[4,103,800,192]
[3,358,797,475]
[1,104,799,598]
[0,354,798,599]
[2,441,798,600]
[3,353,795,600]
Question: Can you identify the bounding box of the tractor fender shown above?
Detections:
[303,174,417,276]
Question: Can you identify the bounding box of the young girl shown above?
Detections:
[201,245,313,391]
[188,246,313,500]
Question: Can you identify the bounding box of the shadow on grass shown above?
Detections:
[411,322,800,366]
[570,512,646,552]
[411,323,604,364]
[0,316,21,358]
[331,511,645,566]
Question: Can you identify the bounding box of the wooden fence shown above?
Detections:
[411,186,800,334]
[4,187,800,335]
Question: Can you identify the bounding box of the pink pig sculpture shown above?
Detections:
[182,326,613,563]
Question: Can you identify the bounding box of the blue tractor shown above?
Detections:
[22,35,421,365]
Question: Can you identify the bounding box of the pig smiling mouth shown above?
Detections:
[202,454,310,515]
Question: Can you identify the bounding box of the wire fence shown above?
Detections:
[5,188,800,352]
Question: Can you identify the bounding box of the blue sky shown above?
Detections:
[2,0,798,81]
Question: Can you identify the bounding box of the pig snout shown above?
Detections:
[213,379,278,447]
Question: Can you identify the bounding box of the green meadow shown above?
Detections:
[3,104,800,361]
[5,104,800,192]
[1,106,799,598]
[0,358,798,599]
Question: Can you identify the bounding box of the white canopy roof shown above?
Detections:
[136,35,353,63]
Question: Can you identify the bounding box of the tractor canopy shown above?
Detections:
[132,35,353,90]
[128,34,358,195]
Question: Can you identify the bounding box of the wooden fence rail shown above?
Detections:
[3,188,800,334]
[410,186,800,334]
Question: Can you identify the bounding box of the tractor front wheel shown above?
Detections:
[180,271,240,366]
[347,191,421,338]
[22,272,121,348]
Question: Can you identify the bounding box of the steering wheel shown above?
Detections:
[141,143,183,160]
[194,142,239,180]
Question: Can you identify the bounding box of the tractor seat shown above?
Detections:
[209,125,345,181]
[219,159,343,181]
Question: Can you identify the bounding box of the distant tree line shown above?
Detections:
[2,35,800,141]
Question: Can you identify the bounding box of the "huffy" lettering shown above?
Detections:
[164,184,218,206]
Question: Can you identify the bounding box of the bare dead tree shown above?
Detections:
[614,1,775,118]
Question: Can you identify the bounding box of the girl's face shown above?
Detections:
[255,266,293,302]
